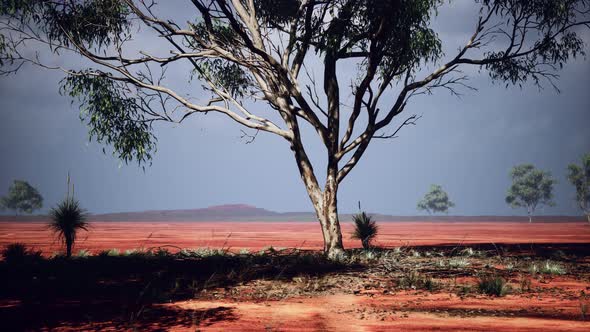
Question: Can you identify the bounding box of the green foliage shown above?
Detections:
[567,153,590,220]
[506,164,555,222]
[478,275,507,296]
[351,212,378,249]
[0,180,43,215]
[316,0,443,80]
[481,0,587,87]
[417,184,454,214]
[254,0,300,26]
[533,260,566,275]
[60,74,156,165]
[76,249,91,258]
[48,190,89,258]
[399,270,437,291]
[0,0,130,50]
[195,59,253,99]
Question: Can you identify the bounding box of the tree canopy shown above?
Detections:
[567,153,590,222]
[1,0,589,255]
[0,180,43,215]
[417,184,454,215]
[506,164,555,222]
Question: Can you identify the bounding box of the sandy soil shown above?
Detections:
[0,221,589,255]
[163,292,590,332]
[1,221,589,331]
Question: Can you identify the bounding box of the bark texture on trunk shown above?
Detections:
[289,126,345,259]
[316,175,344,259]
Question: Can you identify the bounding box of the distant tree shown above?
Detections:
[351,212,378,250]
[0,180,43,215]
[506,164,555,223]
[417,184,454,215]
[48,176,89,258]
[1,1,589,257]
[567,153,590,223]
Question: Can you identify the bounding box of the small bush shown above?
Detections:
[351,212,378,249]
[399,271,437,291]
[529,261,566,275]
[239,248,250,255]
[76,249,91,258]
[1,243,41,264]
[460,248,482,257]
[424,277,437,291]
[540,260,566,275]
[478,275,507,296]
[153,247,170,257]
[449,258,470,268]
[98,248,120,257]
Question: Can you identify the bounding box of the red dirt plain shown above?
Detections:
[2,221,590,331]
[1,221,589,254]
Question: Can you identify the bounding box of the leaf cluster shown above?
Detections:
[60,74,156,165]
[351,211,378,248]
[567,153,590,214]
[0,180,43,214]
[506,164,555,210]
[417,184,454,214]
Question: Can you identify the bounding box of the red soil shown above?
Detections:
[2,220,590,331]
[0,221,589,255]
[162,292,590,332]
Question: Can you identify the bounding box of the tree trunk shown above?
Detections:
[66,238,72,258]
[362,239,369,250]
[587,214,590,224]
[289,133,345,258]
[313,178,345,259]
[527,207,533,223]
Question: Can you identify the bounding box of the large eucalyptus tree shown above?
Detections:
[1,0,589,257]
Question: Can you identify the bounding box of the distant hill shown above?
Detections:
[0,204,586,222]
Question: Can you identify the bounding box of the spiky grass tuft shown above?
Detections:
[351,212,378,249]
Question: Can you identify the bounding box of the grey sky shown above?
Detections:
[0,3,589,216]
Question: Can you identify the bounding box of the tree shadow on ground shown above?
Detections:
[0,249,362,331]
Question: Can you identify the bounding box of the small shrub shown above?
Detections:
[2,243,27,262]
[519,275,532,292]
[123,249,139,256]
[1,243,41,264]
[399,271,437,291]
[424,277,438,291]
[76,249,91,258]
[435,259,446,268]
[505,262,516,272]
[153,247,170,257]
[98,248,120,257]
[478,275,508,296]
[540,260,566,275]
[529,261,566,275]
[449,258,470,268]
[400,270,422,289]
[351,212,378,249]
[458,285,472,296]
[239,248,250,255]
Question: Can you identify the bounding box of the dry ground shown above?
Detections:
[1,221,589,331]
[0,221,589,254]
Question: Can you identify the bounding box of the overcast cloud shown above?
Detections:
[0,2,589,216]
